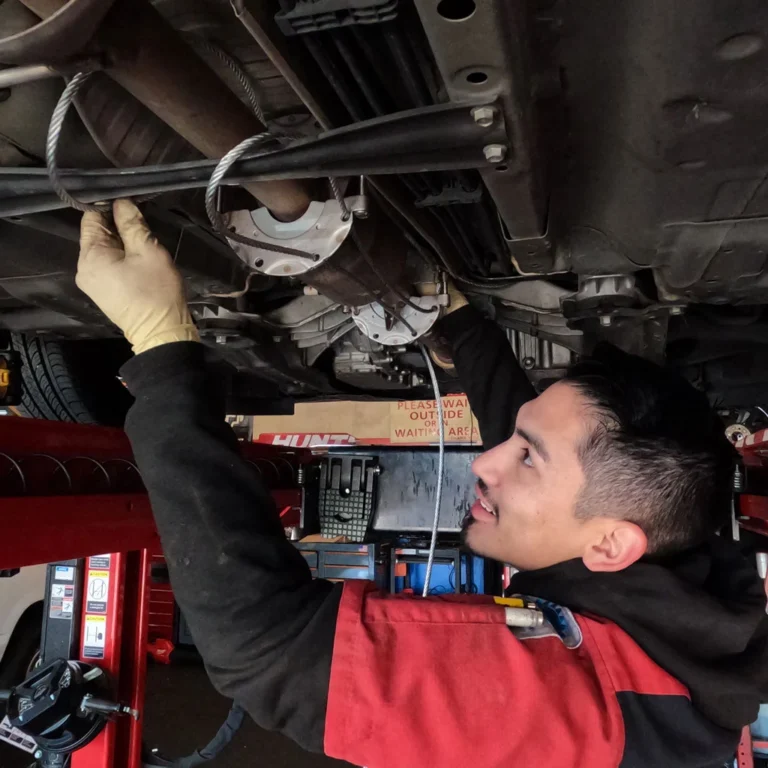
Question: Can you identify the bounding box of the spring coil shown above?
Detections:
[0,453,142,496]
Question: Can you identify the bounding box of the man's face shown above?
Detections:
[464,381,599,570]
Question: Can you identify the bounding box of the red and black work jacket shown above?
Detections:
[121,308,768,768]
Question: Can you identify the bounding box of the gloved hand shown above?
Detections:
[445,280,469,315]
[416,278,468,315]
[77,199,199,355]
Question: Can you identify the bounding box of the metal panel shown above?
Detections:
[41,559,84,663]
[74,552,126,768]
[371,447,479,532]
[412,0,547,248]
[0,496,158,570]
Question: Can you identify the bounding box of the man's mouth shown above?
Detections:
[470,482,498,523]
[480,497,496,515]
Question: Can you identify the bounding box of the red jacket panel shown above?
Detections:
[325,581,690,768]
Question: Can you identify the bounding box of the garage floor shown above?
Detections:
[2,663,350,768]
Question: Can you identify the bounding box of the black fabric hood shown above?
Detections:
[509,537,768,730]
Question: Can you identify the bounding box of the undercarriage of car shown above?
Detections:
[0,0,767,428]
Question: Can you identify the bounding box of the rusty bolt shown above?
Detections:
[483,144,506,163]
[471,106,495,127]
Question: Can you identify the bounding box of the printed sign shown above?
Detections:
[0,716,37,754]
[262,433,357,448]
[49,582,77,620]
[252,395,481,447]
[89,555,111,569]
[54,565,74,581]
[86,570,109,614]
[83,615,106,659]
[390,395,477,444]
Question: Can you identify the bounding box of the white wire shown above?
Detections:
[421,344,445,597]
[756,406,768,421]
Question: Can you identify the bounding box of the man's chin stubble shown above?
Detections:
[460,514,479,552]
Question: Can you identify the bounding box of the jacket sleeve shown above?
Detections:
[121,342,338,753]
[435,305,536,448]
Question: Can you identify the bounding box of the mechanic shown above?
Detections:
[77,200,768,768]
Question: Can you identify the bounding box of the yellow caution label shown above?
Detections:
[493,596,525,608]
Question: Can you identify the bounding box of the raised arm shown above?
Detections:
[77,200,338,752]
[436,301,536,449]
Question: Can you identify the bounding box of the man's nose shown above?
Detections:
[472,443,507,488]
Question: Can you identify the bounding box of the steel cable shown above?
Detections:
[186,37,267,125]
[420,344,445,597]
[47,71,160,213]
[204,133,319,259]
[328,177,350,220]
[46,72,110,213]
[194,44,341,263]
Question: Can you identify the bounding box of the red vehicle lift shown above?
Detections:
[0,417,305,768]
[0,417,766,767]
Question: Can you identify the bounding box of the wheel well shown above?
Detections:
[2,600,43,664]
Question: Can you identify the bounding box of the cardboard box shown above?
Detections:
[252,395,481,447]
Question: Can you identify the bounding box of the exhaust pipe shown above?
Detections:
[19,0,313,221]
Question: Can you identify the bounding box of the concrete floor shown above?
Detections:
[2,662,350,768]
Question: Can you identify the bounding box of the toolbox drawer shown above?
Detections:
[294,541,390,590]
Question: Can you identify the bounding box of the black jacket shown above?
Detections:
[122,305,768,765]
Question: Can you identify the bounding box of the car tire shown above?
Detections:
[0,605,42,710]
[11,333,133,426]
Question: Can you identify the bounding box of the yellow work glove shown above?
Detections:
[77,199,200,356]
[445,280,469,315]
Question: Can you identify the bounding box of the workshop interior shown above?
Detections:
[0,0,767,766]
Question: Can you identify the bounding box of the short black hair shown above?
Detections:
[564,344,737,555]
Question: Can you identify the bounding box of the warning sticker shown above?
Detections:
[89,555,111,569]
[49,582,76,620]
[0,715,37,754]
[54,565,74,581]
[49,597,64,619]
[83,615,106,659]
[86,570,109,614]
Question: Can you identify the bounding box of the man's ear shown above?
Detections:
[582,522,647,572]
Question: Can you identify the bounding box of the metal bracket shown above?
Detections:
[275,0,398,36]
[351,296,445,345]
[0,101,509,216]
[225,196,364,276]
[414,181,484,208]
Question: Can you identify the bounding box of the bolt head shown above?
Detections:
[669,306,684,315]
[471,106,495,127]
[483,144,507,163]
[599,315,612,327]
[522,356,535,370]
[34,750,43,760]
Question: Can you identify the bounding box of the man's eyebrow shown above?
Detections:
[515,427,551,462]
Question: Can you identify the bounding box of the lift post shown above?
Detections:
[0,417,304,768]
